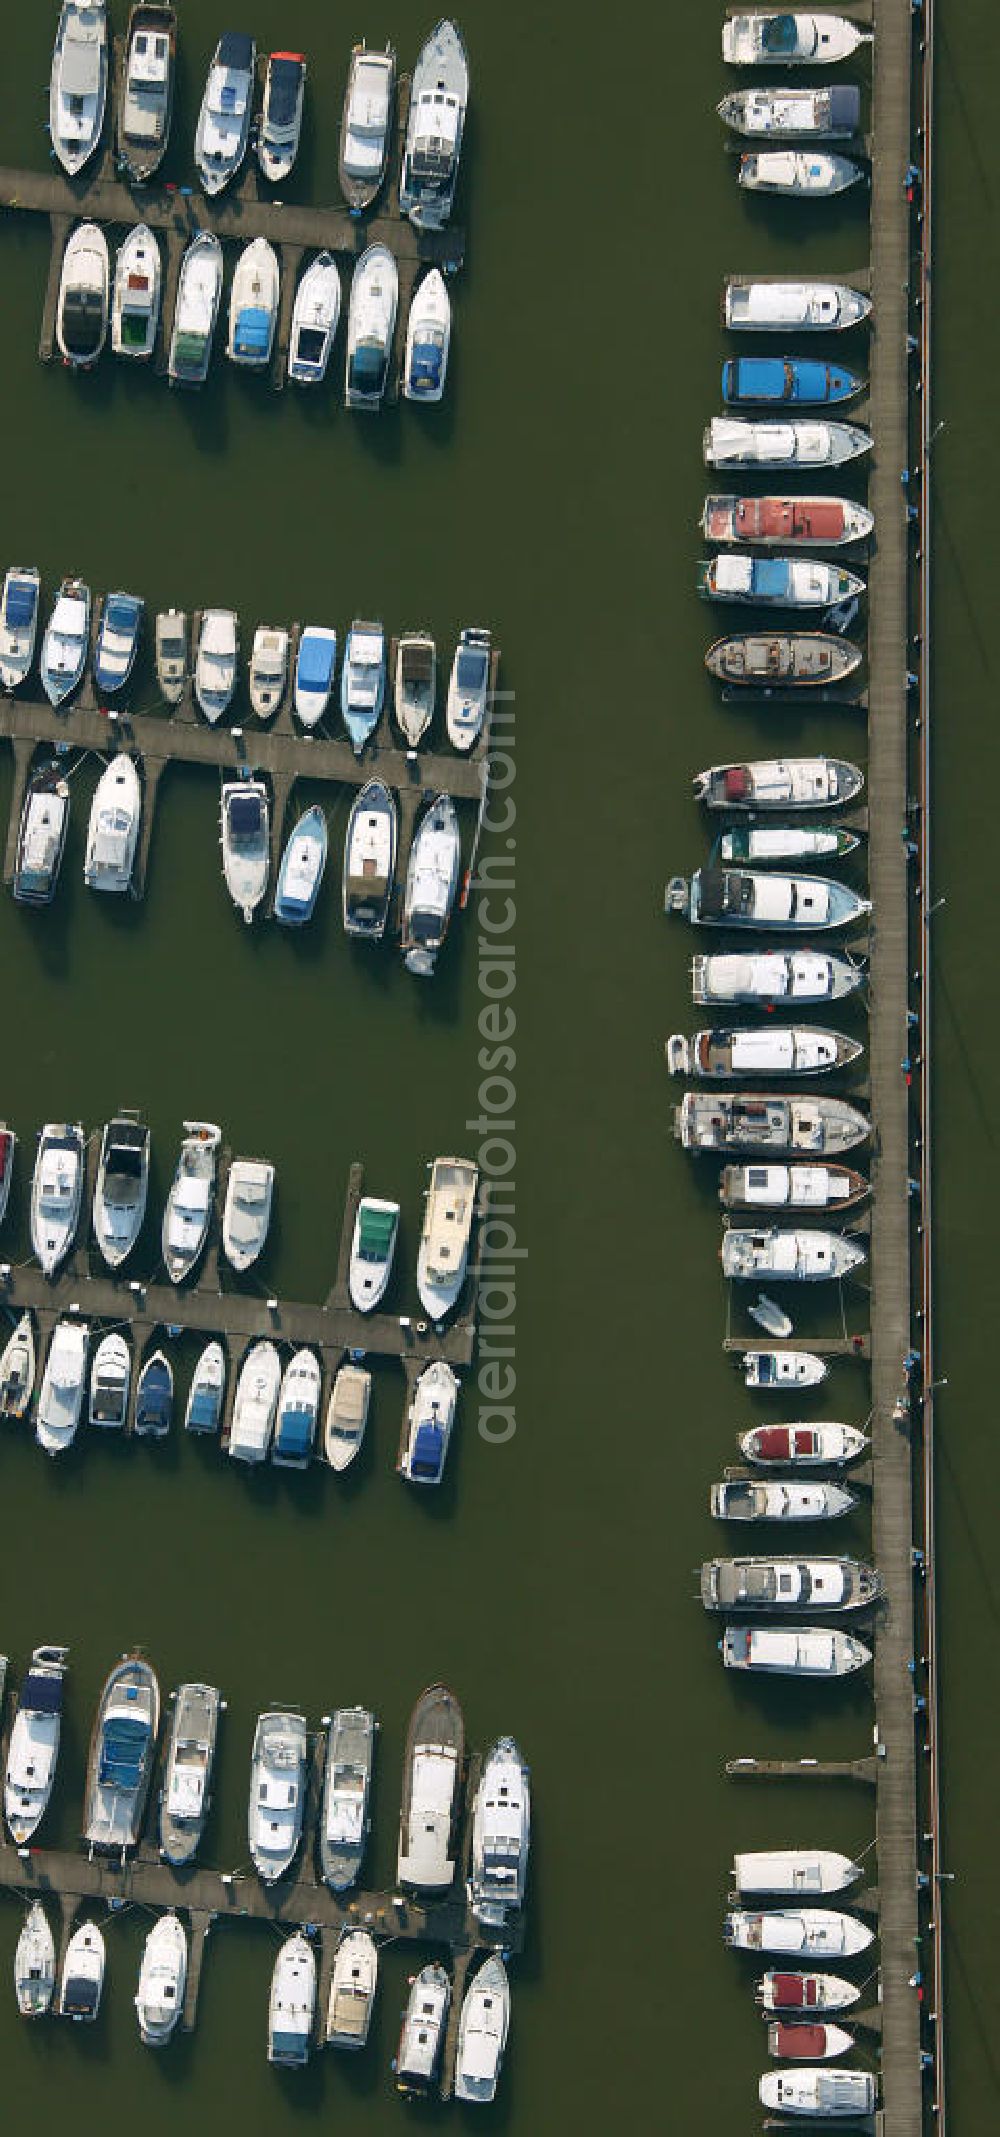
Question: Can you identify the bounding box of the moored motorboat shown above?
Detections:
[339,43,395,211]
[111,225,161,358]
[742,1422,869,1466]
[341,620,386,750]
[0,1124,14,1227]
[184,1342,226,1434]
[0,1313,35,1420]
[268,1933,316,2066]
[733,1850,861,1897]
[455,1956,510,2105]
[168,233,224,386]
[394,630,437,745]
[162,1121,221,1284]
[159,1680,222,1864]
[399,1359,460,1486]
[84,754,142,893]
[725,278,871,331]
[675,1092,871,1156]
[692,950,864,1007]
[228,1339,281,1462]
[155,609,187,701]
[248,1708,308,1882]
[272,1348,321,1469]
[222,1158,274,1272]
[349,1195,400,1311]
[711,1477,857,1521]
[287,254,341,384]
[36,1320,89,1455]
[345,245,398,409]
[402,792,461,975]
[116,5,176,182]
[667,1026,862,1078]
[31,1122,85,1276]
[468,1736,531,1927]
[718,85,862,138]
[768,2020,857,2058]
[698,555,865,608]
[135,1913,187,2045]
[724,13,870,63]
[395,1963,452,2096]
[40,577,90,706]
[93,1111,150,1267]
[275,805,328,924]
[94,593,144,694]
[684,867,870,930]
[15,1903,56,2018]
[400,18,469,229]
[761,2068,877,2116]
[134,1350,173,1437]
[342,780,397,939]
[446,627,492,750]
[702,496,873,547]
[720,1163,869,1212]
[326,1927,378,2048]
[702,1555,879,1612]
[294,626,337,725]
[0,565,41,690]
[758,1970,862,2013]
[220,776,270,922]
[744,1349,829,1388]
[722,356,861,407]
[50,2,108,176]
[194,32,256,195]
[397,1682,465,1892]
[324,1363,372,1472]
[248,625,289,718]
[84,1652,160,1850]
[739,148,863,194]
[403,270,452,401]
[724,1908,873,1956]
[13,763,70,905]
[258,52,306,184]
[4,1645,70,1844]
[59,1921,105,2021]
[694,756,864,812]
[704,418,871,470]
[320,1706,376,1890]
[88,1331,130,1428]
[724,1625,872,1675]
[723,1228,867,1282]
[418,1156,478,1318]
[56,223,110,369]
[719,825,859,863]
[195,608,238,722]
[227,239,280,369]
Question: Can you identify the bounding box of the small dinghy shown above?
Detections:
[741,1422,869,1466]
[155,609,187,701]
[724,1626,872,1675]
[162,1121,222,1284]
[702,496,872,548]
[734,1850,861,1897]
[268,1933,316,2067]
[400,1359,460,1487]
[446,627,492,750]
[339,43,395,211]
[395,631,437,745]
[403,269,452,401]
[168,233,224,386]
[692,950,864,1008]
[324,1363,372,1472]
[402,792,461,976]
[50,2,108,175]
[674,1092,871,1157]
[418,1156,478,1318]
[718,85,861,138]
[686,867,870,931]
[220,776,270,923]
[275,805,328,925]
[13,764,70,906]
[0,1313,35,1420]
[135,1349,173,1438]
[699,555,864,608]
[739,149,863,195]
[0,566,41,691]
[248,1708,308,1880]
[15,1903,56,2017]
[667,1025,862,1078]
[759,1972,862,2013]
[719,824,859,864]
[342,780,396,939]
[184,1341,226,1435]
[159,1680,222,1863]
[761,2068,877,2116]
[5,1646,69,1844]
[722,356,861,407]
[228,1340,281,1463]
[723,12,870,64]
[748,1294,793,1337]
[704,418,872,471]
[94,593,144,694]
[258,52,306,184]
[320,1709,376,1891]
[345,244,398,410]
[287,253,341,384]
[84,754,142,893]
[56,223,109,369]
[725,1229,868,1284]
[59,1921,105,2022]
[724,1909,873,1957]
[455,1956,510,2104]
[195,608,238,722]
[228,239,280,370]
[31,1122,85,1275]
[400,17,469,229]
[0,1124,14,1227]
[195,31,256,195]
[111,225,161,358]
[248,625,289,717]
[135,1913,187,2045]
[116,4,176,182]
[40,577,90,706]
[711,1477,856,1521]
[93,1111,150,1268]
[326,1928,378,2047]
[694,756,864,812]
[341,619,386,750]
[744,1349,829,1389]
[272,1348,321,1469]
[395,1963,452,2096]
[721,1162,868,1213]
[349,1196,400,1311]
[88,1332,131,1428]
[294,626,337,725]
[725,278,871,332]
[768,2020,856,2059]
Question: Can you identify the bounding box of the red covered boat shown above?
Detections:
[757,1969,862,2014]
[701,494,874,548]
[740,1422,869,1467]
[768,2021,856,2060]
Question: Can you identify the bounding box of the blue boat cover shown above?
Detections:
[267,56,303,123]
[188,1391,217,1427]
[411,1422,445,1481]
[99,1714,149,1789]
[105,594,142,634]
[218,31,254,71]
[229,794,262,835]
[753,559,791,598]
[727,358,786,403]
[298,633,335,689]
[409,342,443,391]
[793,360,832,402]
[235,307,270,356]
[22,1671,63,1715]
[350,345,386,392]
[276,1407,312,1457]
[829,86,861,129]
[456,648,488,689]
[761,14,799,51]
[5,579,36,627]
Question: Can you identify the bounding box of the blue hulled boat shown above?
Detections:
[722,357,862,407]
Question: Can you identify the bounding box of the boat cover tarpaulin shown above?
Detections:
[359,1207,395,1256]
[235,307,271,356]
[22,1671,63,1714]
[5,578,36,627]
[828,87,861,131]
[217,32,254,73]
[266,56,304,124]
[761,15,800,52]
[409,343,443,390]
[411,1423,445,1479]
[772,1974,818,2008]
[228,794,263,835]
[297,633,335,688]
[99,1714,149,1788]
[773,2024,829,2057]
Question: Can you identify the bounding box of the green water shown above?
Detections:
[0,0,985,2129]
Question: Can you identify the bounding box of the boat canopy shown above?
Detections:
[409,340,444,391]
[762,15,801,53]
[351,343,387,391]
[228,794,263,836]
[297,632,335,688]
[235,307,271,357]
[63,39,102,98]
[217,31,254,74]
[275,1406,312,1458]
[21,1670,64,1714]
[266,56,304,123]
[358,1206,395,1258]
[457,646,489,688]
[5,578,37,627]
[828,86,860,128]
[99,1714,149,1788]
[411,1422,445,1480]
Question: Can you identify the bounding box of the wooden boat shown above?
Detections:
[705,632,862,687]
[702,495,873,547]
[339,43,395,211]
[116,4,176,182]
[719,1162,869,1212]
[397,1683,464,1892]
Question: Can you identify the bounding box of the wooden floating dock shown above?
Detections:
[723,1334,871,1360]
[726,1756,879,1787]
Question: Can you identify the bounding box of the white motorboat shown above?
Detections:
[195,608,238,722]
[155,609,187,701]
[394,630,437,745]
[272,1348,321,1469]
[162,1121,222,1284]
[135,1913,187,2046]
[94,591,143,694]
[692,950,863,1007]
[686,868,871,932]
[275,805,328,924]
[195,32,256,195]
[40,576,90,706]
[111,224,161,358]
[248,625,289,717]
[349,1196,400,1311]
[56,223,109,368]
[741,1422,869,1466]
[744,1350,829,1388]
[228,1339,281,1463]
[227,238,280,369]
[695,756,864,813]
[403,269,452,401]
[399,1359,460,1487]
[418,1156,478,1318]
[733,1851,862,1898]
[446,627,492,750]
[667,1026,861,1078]
[758,1970,863,2014]
[5,1645,70,1844]
[395,1964,451,2097]
[116,5,176,183]
[13,764,70,906]
[761,2069,877,2116]
[294,626,337,726]
[674,1092,871,1158]
[134,1349,173,1438]
[339,43,395,211]
[724,1626,872,1675]
[0,1313,36,1420]
[724,12,870,63]
[739,149,863,195]
[220,777,270,922]
[723,1228,868,1282]
[720,1163,868,1213]
[84,1653,160,1850]
[724,1909,873,1957]
[84,754,142,893]
[168,233,224,386]
[31,1122,85,1275]
[719,825,860,864]
[345,244,398,410]
[703,1555,878,1613]
[287,253,341,384]
[324,1363,372,1472]
[725,278,872,331]
[88,1332,131,1428]
[397,1683,464,1894]
[711,1477,857,1521]
[326,1928,378,2048]
[258,52,306,184]
[59,1922,105,2021]
[248,1708,308,1881]
[159,1680,222,1864]
[93,1112,149,1268]
[402,793,462,976]
[704,418,872,470]
[0,565,41,690]
[769,2019,857,2058]
[341,620,386,750]
[15,1903,56,2018]
[50,2,108,176]
[400,18,469,230]
[705,618,862,682]
[268,1933,316,2067]
[468,1737,531,1927]
[454,1956,510,2105]
[222,1158,274,1271]
[699,553,865,607]
[184,1342,226,1435]
[342,780,397,939]
[718,84,862,138]
[320,1708,376,1891]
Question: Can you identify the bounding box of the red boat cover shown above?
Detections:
[755,1427,791,1459]
[736,499,846,542]
[792,1428,818,1455]
[771,1973,817,2008]
[774,2024,827,2058]
[724,766,751,800]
